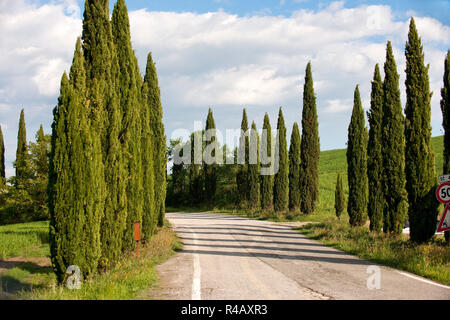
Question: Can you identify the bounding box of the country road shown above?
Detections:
[148,212,450,300]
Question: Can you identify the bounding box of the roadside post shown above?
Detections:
[436,176,450,242]
[134,222,141,261]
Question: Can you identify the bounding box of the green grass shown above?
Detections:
[297,218,450,285]
[0,221,50,260]
[26,226,182,300]
[0,262,56,298]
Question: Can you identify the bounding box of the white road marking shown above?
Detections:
[396,271,450,290]
[191,229,202,300]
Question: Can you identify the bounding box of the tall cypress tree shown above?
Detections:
[382,41,408,234]
[111,0,144,252]
[49,38,104,281]
[141,76,155,242]
[237,109,249,207]
[288,122,301,211]
[405,18,439,243]
[31,125,49,177]
[300,63,320,214]
[248,121,260,210]
[86,0,127,262]
[334,173,345,220]
[274,107,288,213]
[204,108,217,204]
[144,53,166,228]
[347,85,368,227]
[367,64,384,232]
[189,131,203,205]
[15,109,31,186]
[260,113,273,210]
[0,125,5,189]
[442,51,450,175]
[81,0,116,261]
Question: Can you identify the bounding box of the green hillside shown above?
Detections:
[315,135,444,221]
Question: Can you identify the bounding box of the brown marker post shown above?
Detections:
[134,222,141,261]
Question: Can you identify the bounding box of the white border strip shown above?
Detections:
[191,230,202,300]
[396,271,450,290]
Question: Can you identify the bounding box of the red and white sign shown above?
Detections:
[436,182,450,204]
[437,205,450,232]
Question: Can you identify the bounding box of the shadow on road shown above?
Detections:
[180,249,371,266]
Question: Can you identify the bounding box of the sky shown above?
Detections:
[0,0,449,177]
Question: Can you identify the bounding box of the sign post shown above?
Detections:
[134,222,141,262]
[436,177,450,237]
[437,205,450,232]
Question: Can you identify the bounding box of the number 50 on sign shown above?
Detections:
[436,182,450,204]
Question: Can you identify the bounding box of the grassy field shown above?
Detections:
[0,221,181,300]
[0,221,50,260]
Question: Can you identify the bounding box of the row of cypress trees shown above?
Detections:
[236,63,320,215]
[48,0,166,282]
[175,63,320,215]
[346,18,445,243]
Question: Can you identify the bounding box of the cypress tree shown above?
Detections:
[204,108,217,204]
[15,109,31,186]
[29,125,51,220]
[382,41,408,234]
[405,18,439,243]
[144,53,166,228]
[442,51,450,243]
[82,0,121,261]
[347,85,368,226]
[112,0,144,253]
[0,125,5,188]
[367,64,384,232]
[334,173,345,220]
[248,121,260,210]
[260,113,273,210]
[189,131,203,205]
[237,109,249,207]
[141,80,155,242]
[31,125,49,178]
[288,122,301,211]
[442,51,450,175]
[49,38,105,282]
[274,107,288,212]
[92,0,128,261]
[300,63,320,214]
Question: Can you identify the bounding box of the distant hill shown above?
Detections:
[316,135,444,219]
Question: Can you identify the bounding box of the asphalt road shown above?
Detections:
[149,212,450,300]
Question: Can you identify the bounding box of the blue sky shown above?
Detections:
[38,0,450,24]
[0,0,449,176]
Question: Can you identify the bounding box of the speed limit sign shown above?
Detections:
[436,182,450,204]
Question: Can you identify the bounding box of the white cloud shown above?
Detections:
[323,99,352,114]
[127,4,448,151]
[413,17,450,44]
[0,0,81,176]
